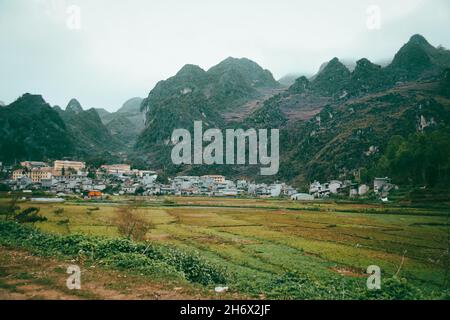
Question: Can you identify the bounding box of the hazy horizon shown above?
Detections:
[1,0,449,112]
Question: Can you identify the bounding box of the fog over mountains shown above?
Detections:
[1,0,450,109]
[1,34,449,187]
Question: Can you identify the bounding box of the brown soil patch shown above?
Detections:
[331,267,366,278]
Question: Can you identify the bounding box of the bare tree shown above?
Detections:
[114,204,153,241]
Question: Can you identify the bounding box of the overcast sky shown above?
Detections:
[1,0,449,111]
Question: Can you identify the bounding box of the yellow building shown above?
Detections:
[12,169,27,181]
[202,175,225,184]
[54,160,86,176]
[30,167,53,183]
[12,167,52,182]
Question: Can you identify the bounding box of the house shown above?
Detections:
[88,191,103,199]
[201,175,225,184]
[329,180,343,194]
[20,161,48,169]
[93,184,106,191]
[41,178,56,189]
[236,180,248,189]
[374,178,392,194]
[269,184,282,197]
[100,164,132,175]
[309,181,330,198]
[136,170,157,178]
[123,186,137,194]
[17,176,32,189]
[358,184,369,196]
[222,188,238,196]
[291,193,314,201]
[142,173,158,185]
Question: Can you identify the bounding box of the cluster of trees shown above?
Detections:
[0,197,47,223]
[374,130,450,187]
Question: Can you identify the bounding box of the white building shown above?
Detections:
[291,193,314,201]
[329,180,343,194]
[358,184,369,196]
[374,178,391,194]
[309,181,330,198]
[269,184,282,197]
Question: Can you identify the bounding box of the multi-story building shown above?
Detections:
[100,164,132,175]
[12,167,53,183]
[30,167,53,183]
[12,169,27,181]
[54,160,86,176]
[20,161,47,169]
[201,175,225,184]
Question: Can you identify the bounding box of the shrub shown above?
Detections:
[53,208,64,215]
[363,276,424,300]
[0,183,10,192]
[0,221,227,286]
[14,207,47,224]
[103,252,183,279]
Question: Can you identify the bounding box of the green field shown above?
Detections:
[1,196,449,299]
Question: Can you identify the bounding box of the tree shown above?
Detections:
[135,186,145,196]
[376,130,450,186]
[0,196,20,220]
[87,169,97,179]
[114,204,153,241]
[155,173,169,184]
[15,207,47,224]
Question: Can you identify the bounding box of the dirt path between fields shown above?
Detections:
[0,246,237,300]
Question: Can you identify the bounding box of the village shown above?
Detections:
[0,160,394,201]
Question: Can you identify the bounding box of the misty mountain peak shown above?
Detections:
[208,56,278,88]
[408,34,432,48]
[324,57,349,72]
[176,64,206,77]
[66,98,83,114]
[353,58,382,73]
[117,97,144,114]
[388,34,437,80]
[12,93,47,108]
[312,57,351,95]
[289,76,311,94]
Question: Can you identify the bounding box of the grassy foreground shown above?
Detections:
[0,196,449,300]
